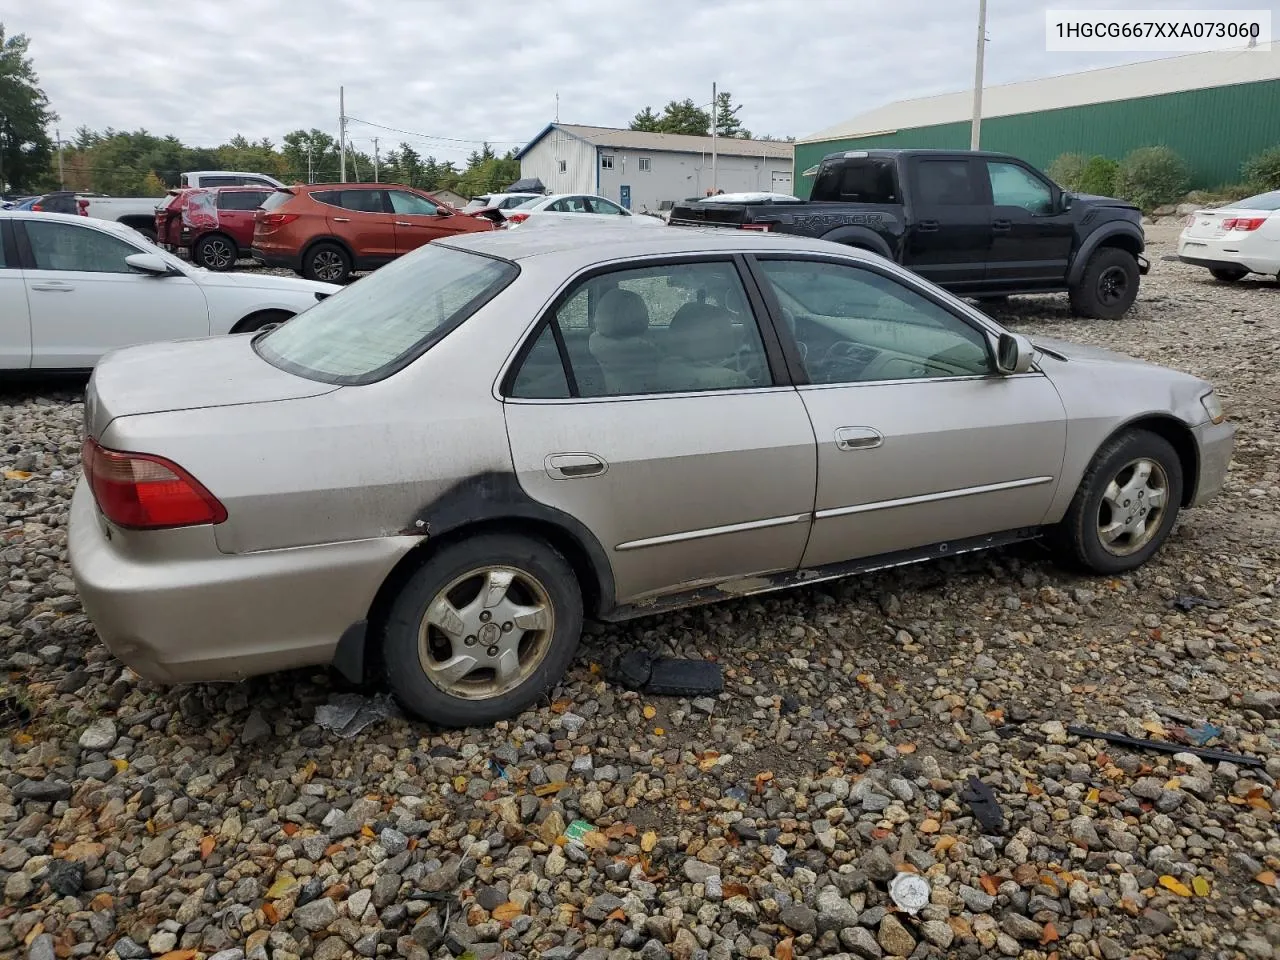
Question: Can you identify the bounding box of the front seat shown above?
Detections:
[588,288,662,395]
[660,302,752,391]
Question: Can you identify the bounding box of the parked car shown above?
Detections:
[69,224,1233,727]
[668,149,1150,319]
[462,192,544,222]
[251,182,495,283]
[501,193,667,228]
[12,191,89,216]
[81,171,284,240]
[156,185,274,270]
[0,211,337,371]
[1177,189,1280,282]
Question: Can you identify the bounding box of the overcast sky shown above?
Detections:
[9,0,1267,164]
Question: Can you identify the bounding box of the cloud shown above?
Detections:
[11,0,1225,164]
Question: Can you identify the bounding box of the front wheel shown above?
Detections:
[1069,247,1140,319]
[1209,267,1247,283]
[381,533,583,727]
[303,242,351,283]
[1047,429,1183,574]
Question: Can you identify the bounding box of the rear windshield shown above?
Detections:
[1235,190,1280,211]
[260,189,294,212]
[254,244,518,385]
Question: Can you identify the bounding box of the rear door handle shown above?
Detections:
[30,281,73,292]
[992,219,1012,232]
[395,221,412,226]
[332,217,351,222]
[545,453,607,480]
[917,220,939,232]
[835,426,883,451]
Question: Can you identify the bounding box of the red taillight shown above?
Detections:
[739,223,772,232]
[505,212,530,224]
[31,202,43,212]
[81,438,226,530]
[1222,217,1267,231]
[78,199,90,215]
[259,213,299,226]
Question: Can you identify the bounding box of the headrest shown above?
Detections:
[668,302,738,363]
[594,288,650,338]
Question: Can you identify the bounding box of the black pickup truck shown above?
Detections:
[669,149,1150,319]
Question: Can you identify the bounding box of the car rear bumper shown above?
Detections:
[1177,236,1279,275]
[68,478,418,684]
[1190,418,1235,508]
[250,247,300,270]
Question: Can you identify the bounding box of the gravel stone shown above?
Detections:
[876,914,915,956]
[77,717,117,751]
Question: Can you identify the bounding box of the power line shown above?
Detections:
[344,116,525,146]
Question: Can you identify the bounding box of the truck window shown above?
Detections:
[913,159,979,206]
[986,161,1054,214]
[811,160,899,203]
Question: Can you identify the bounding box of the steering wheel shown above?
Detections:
[821,340,876,381]
[724,344,766,384]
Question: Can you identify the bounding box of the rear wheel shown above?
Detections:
[1209,267,1248,283]
[1069,247,1140,319]
[381,533,583,727]
[1046,429,1183,575]
[303,242,351,283]
[194,233,238,271]
[234,309,291,334]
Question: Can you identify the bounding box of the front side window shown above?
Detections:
[256,244,518,384]
[756,258,992,383]
[25,220,140,274]
[551,196,590,213]
[913,159,979,206]
[987,162,1054,214]
[508,260,772,399]
[388,190,440,216]
[588,197,625,215]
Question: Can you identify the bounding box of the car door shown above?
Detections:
[17,217,210,369]
[748,254,1067,570]
[984,159,1075,286]
[388,189,466,254]
[314,188,397,263]
[903,156,991,289]
[502,256,818,608]
[215,189,272,248]
[0,221,32,369]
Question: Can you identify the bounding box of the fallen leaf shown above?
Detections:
[932,835,958,855]
[871,827,893,840]
[534,781,567,797]
[919,818,941,834]
[948,915,972,938]
[642,705,657,720]
[1248,786,1265,800]
[199,836,215,860]
[722,881,750,899]
[1256,871,1277,887]
[157,952,198,960]
[1041,921,1059,943]
[582,832,609,851]
[281,823,298,837]
[11,732,32,746]
[896,742,916,754]
[492,902,523,922]
[754,771,774,793]
[261,902,278,924]
[452,776,468,794]
[698,752,721,772]
[588,663,601,674]
[1142,720,1167,737]
[856,673,874,684]
[550,698,571,714]
[1192,876,1210,896]
[607,908,626,921]
[653,727,665,736]
[1086,788,1100,804]
[89,894,113,911]
[775,936,794,960]
[1024,779,1044,797]
[1248,797,1272,811]
[23,924,44,946]
[1159,875,1192,897]
[857,753,874,766]
[985,707,1004,724]
[3,470,32,481]
[266,875,298,899]
[641,831,657,853]
[979,875,999,896]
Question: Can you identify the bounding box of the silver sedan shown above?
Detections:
[69,224,1235,727]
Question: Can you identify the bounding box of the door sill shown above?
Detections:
[601,527,1041,621]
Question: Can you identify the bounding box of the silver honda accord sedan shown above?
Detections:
[69,224,1235,727]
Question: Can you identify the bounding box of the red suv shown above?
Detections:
[252,183,494,283]
[155,186,273,271]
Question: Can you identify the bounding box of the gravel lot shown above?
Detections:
[2,222,1278,960]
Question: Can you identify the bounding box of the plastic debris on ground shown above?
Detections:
[959,776,1005,833]
[888,872,931,914]
[1066,724,1263,768]
[614,649,724,696]
[313,691,402,738]
[563,819,596,847]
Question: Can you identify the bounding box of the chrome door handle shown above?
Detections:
[835,426,883,451]
[395,221,412,226]
[545,453,607,480]
[332,217,351,222]
[30,282,73,292]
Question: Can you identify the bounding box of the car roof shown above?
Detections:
[436,220,881,264]
[0,210,149,238]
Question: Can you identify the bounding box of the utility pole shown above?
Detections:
[971,0,988,149]
[372,137,379,182]
[307,142,313,183]
[711,81,718,192]
[56,128,65,189]
[339,86,347,183]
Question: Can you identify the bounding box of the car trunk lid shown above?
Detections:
[1183,208,1231,239]
[85,335,339,439]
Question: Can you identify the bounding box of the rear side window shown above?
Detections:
[200,176,240,187]
[255,244,518,385]
[913,159,979,205]
[313,189,388,213]
[811,160,899,203]
[260,190,294,212]
[217,191,270,211]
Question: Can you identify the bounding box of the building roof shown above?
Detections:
[800,43,1280,144]
[517,123,793,160]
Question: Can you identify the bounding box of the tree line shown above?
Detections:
[629,91,794,142]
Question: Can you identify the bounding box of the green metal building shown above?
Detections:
[794,45,1280,197]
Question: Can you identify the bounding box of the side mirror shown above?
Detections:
[995,332,1034,375]
[126,253,173,276]
[1059,192,1073,213]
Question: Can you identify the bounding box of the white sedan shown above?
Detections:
[0,211,339,371]
[1177,189,1280,282]
[500,193,666,228]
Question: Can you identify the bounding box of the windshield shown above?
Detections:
[255,244,519,385]
[1233,190,1280,211]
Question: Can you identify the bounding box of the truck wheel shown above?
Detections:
[1209,267,1247,283]
[303,243,351,283]
[1069,247,1140,319]
[194,234,238,271]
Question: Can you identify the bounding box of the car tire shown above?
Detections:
[1209,267,1248,283]
[194,234,238,271]
[1069,247,1140,319]
[303,242,352,284]
[234,309,292,334]
[381,533,583,727]
[1046,428,1183,575]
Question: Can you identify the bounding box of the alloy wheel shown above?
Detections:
[1097,457,1169,556]
[312,250,346,282]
